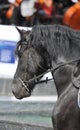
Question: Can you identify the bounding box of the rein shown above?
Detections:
[19,57,80,93]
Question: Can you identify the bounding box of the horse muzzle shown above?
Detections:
[12,78,31,99]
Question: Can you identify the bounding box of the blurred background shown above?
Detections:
[0,0,80,28]
[0,0,80,129]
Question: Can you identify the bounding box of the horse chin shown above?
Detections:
[16,93,31,100]
[12,89,31,100]
[12,87,31,100]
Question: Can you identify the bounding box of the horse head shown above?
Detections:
[12,25,80,100]
[12,27,51,99]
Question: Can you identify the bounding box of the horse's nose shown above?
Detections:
[12,82,30,99]
[12,85,21,99]
[12,89,22,99]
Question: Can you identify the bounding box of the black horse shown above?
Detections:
[12,25,80,130]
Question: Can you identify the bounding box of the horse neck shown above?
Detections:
[52,65,73,97]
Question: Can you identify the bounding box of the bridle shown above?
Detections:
[18,57,80,93]
[16,37,80,93]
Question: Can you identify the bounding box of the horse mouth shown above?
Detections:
[12,86,31,99]
[12,89,31,99]
[12,78,31,99]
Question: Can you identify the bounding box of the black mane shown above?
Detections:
[27,25,80,62]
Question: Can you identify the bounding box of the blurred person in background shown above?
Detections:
[20,0,37,26]
[63,0,80,30]
[55,0,70,15]
[5,0,22,25]
[54,0,74,24]
[9,0,37,26]
[35,0,55,24]
[0,0,11,24]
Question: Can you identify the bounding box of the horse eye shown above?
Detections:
[22,68,26,72]
[18,52,22,57]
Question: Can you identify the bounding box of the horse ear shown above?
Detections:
[15,27,31,40]
[72,61,80,88]
[16,27,22,36]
